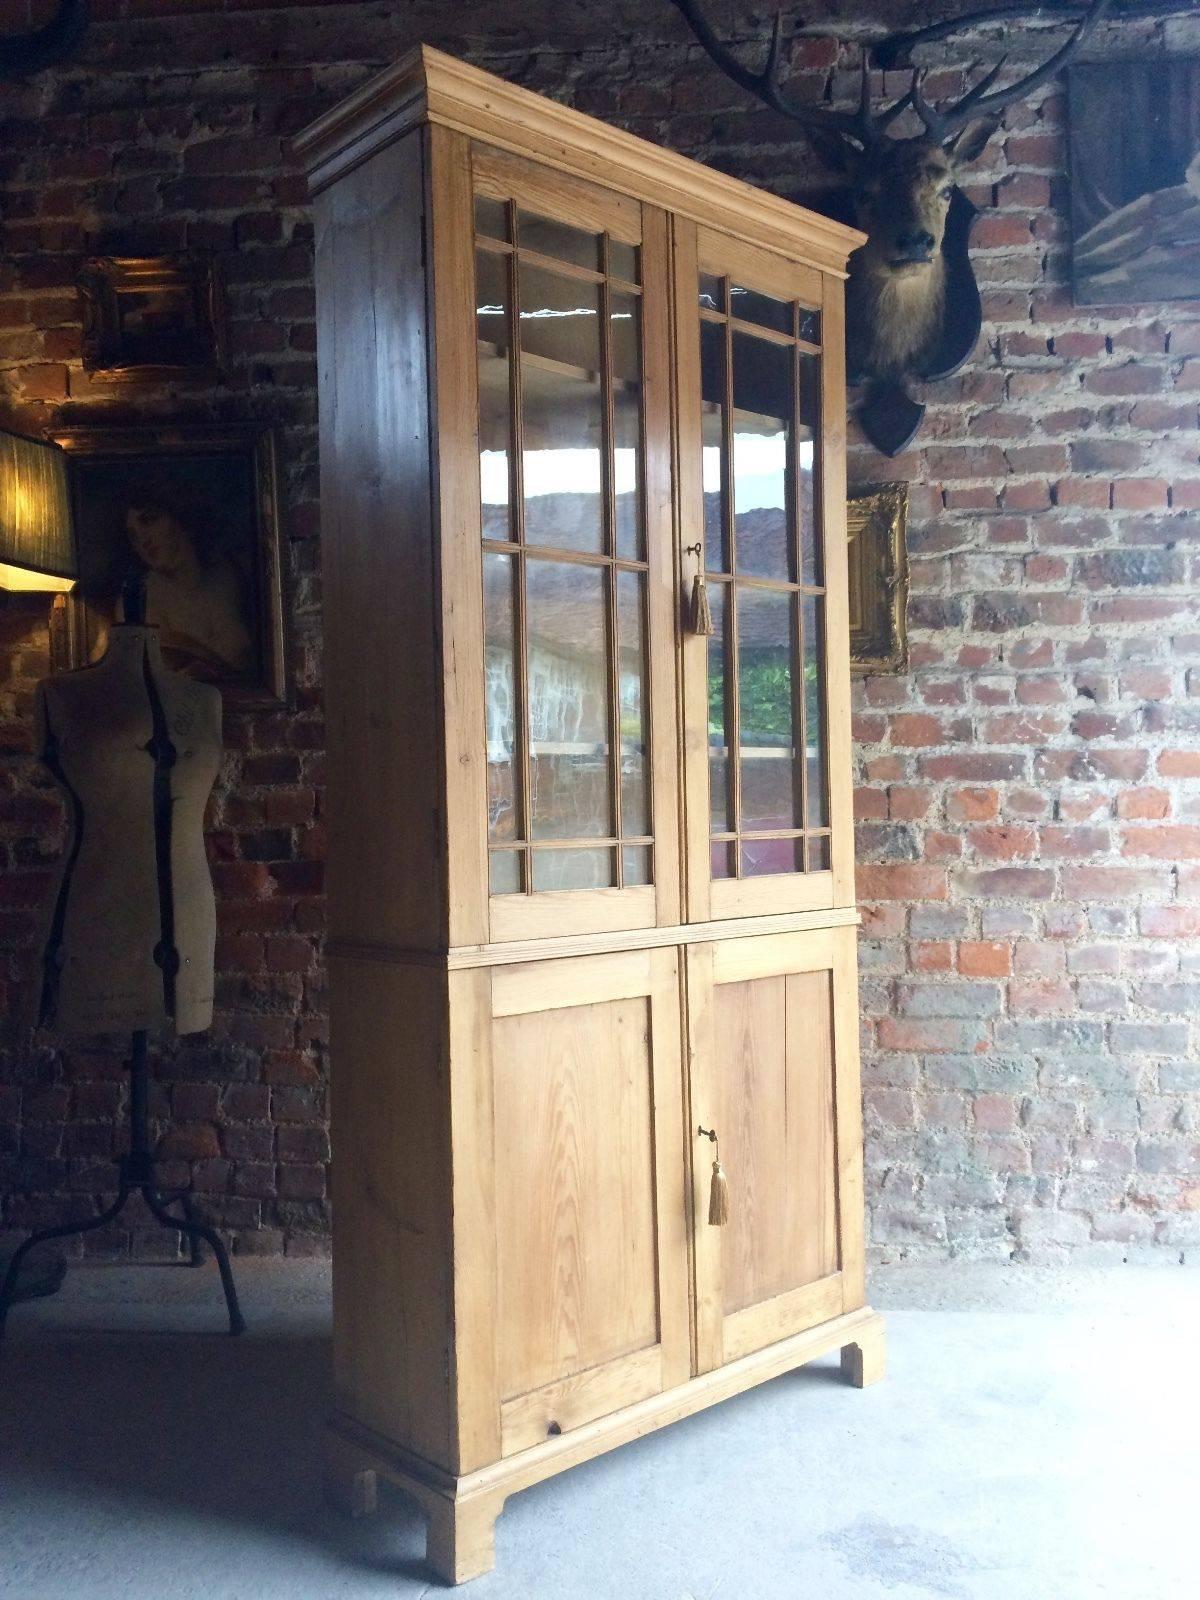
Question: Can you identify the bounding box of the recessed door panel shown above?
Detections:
[489,948,689,1454]
[689,927,865,1372]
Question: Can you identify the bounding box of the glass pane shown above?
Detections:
[476,249,512,541]
[483,553,519,843]
[732,332,792,582]
[489,850,522,894]
[803,593,829,829]
[519,265,603,554]
[699,274,723,312]
[517,210,601,271]
[699,319,725,567]
[474,196,508,241]
[707,582,730,833]
[611,290,644,560]
[738,587,799,832]
[526,559,611,839]
[729,283,792,335]
[622,845,651,886]
[798,306,821,344]
[741,839,803,877]
[799,353,821,586]
[609,239,640,283]
[531,847,615,891]
[808,835,831,873]
[711,841,734,879]
[617,570,649,839]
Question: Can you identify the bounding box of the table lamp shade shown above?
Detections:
[0,428,76,592]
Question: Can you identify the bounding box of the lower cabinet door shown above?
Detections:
[488,947,691,1454]
[687,925,865,1372]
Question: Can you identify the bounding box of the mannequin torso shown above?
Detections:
[36,625,222,1036]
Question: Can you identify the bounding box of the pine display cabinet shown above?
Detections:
[296,46,884,1585]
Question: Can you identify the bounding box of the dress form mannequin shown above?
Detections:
[36,624,221,1035]
[0,617,244,1337]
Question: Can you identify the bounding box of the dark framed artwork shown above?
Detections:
[77,254,227,385]
[846,482,908,676]
[50,426,288,711]
[1069,60,1200,306]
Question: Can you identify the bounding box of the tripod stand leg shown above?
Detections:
[0,1186,132,1339]
[143,1188,246,1336]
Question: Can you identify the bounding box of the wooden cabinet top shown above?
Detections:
[293,44,864,277]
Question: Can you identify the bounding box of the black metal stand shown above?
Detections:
[0,1030,245,1339]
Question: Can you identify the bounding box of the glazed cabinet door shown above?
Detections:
[687,926,865,1371]
[673,220,855,922]
[484,947,690,1454]
[434,129,680,948]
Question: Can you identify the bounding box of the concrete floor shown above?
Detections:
[1,1258,1195,1599]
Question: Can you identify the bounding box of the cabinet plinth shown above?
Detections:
[299,44,881,1586]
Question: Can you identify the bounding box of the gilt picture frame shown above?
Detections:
[847,482,909,676]
[49,425,288,711]
[77,254,227,386]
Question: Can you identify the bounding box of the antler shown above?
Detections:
[908,0,1113,142]
[667,0,913,149]
[875,1,1196,72]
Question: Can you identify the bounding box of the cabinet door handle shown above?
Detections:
[697,1125,729,1226]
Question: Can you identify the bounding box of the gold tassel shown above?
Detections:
[708,1158,729,1227]
[690,572,714,637]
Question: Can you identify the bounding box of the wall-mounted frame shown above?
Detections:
[1069,60,1200,306]
[49,426,288,711]
[846,482,908,676]
[77,254,227,386]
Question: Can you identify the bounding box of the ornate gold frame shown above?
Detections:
[846,481,909,675]
[77,254,227,387]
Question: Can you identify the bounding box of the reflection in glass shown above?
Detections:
[489,850,522,894]
[617,571,649,839]
[798,305,821,344]
[808,835,831,872]
[732,332,792,581]
[531,847,615,890]
[517,210,601,270]
[609,239,640,283]
[476,249,512,540]
[475,196,509,241]
[711,841,734,879]
[519,265,603,553]
[611,291,643,559]
[803,593,828,829]
[699,273,723,312]
[799,354,821,585]
[741,839,803,876]
[730,283,792,334]
[483,553,519,842]
[707,582,729,833]
[622,845,651,886]
[699,319,725,565]
[738,586,798,831]
[526,559,611,839]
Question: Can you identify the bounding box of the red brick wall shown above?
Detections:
[1,2,1197,1264]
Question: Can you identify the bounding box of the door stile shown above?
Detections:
[820,273,856,910]
[671,218,714,927]
[684,940,725,1374]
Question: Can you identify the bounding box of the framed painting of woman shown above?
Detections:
[50,426,288,711]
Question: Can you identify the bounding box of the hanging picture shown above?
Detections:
[49,426,287,710]
[1069,60,1200,306]
[846,482,908,676]
[77,254,227,386]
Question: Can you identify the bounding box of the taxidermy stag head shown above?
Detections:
[669,0,1114,453]
[0,0,88,77]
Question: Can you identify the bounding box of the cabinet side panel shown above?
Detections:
[314,129,444,951]
[329,955,454,1467]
